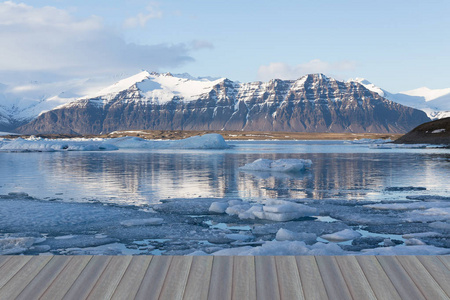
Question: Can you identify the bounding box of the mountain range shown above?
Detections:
[0,71,446,134]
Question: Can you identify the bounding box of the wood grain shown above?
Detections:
[232,256,256,300]
[315,256,352,300]
[183,256,213,300]
[255,256,280,300]
[208,256,233,300]
[159,256,193,300]
[295,256,328,300]
[111,256,152,300]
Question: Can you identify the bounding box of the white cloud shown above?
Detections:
[0,1,193,83]
[123,2,162,28]
[190,40,214,50]
[257,59,357,81]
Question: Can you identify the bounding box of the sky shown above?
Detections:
[0,0,449,92]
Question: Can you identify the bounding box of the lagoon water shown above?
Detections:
[1,140,449,204]
[1,140,449,255]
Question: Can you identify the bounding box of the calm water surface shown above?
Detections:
[1,140,449,205]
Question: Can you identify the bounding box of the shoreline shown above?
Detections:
[2,130,403,141]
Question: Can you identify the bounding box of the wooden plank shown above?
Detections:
[255,256,280,300]
[397,256,448,300]
[208,256,233,300]
[275,256,304,300]
[417,256,450,297]
[295,256,328,300]
[0,256,52,300]
[40,256,92,300]
[111,256,152,300]
[135,256,173,300]
[0,256,32,290]
[183,256,213,300]
[377,256,426,300]
[15,256,71,300]
[335,256,377,300]
[355,256,401,300]
[438,256,450,270]
[86,256,132,300]
[0,256,10,269]
[232,256,256,300]
[315,256,352,300]
[159,256,192,300]
[63,255,111,300]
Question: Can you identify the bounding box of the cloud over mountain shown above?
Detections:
[0,1,195,83]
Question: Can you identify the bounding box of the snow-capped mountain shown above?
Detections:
[17,71,429,134]
[349,78,450,119]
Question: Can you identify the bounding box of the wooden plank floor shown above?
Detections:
[0,256,448,300]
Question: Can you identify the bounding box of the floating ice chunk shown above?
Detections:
[55,235,76,240]
[0,137,118,152]
[429,221,450,231]
[225,204,252,216]
[275,228,317,243]
[405,207,450,223]
[223,199,316,222]
[187,250,209,256]
[209,202,229,213]
[225,234,253,241]
[120,218,164,227]
[253,200,316,222]
[365,202,450,211]
[239,158,312,173]
[404,238,426,246]
[109,133,229,149]
[212,241,346,256]
[320,229,362,242]
[238,205,262,220]
[0,237,36,255]
[351,138,392,144]
[361,245,450,255]
[402,232,441,239]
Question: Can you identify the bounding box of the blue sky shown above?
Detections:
[0,0,449,92]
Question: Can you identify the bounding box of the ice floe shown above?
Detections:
[0,137,118,152]
[0,133,229,152]
[320,229,362,242]
[212,241,346,256]
[239,158,312,173]
[108,133,229,149]
[211,199,317,222]
[275,228,317,243]
[120,218,164,227]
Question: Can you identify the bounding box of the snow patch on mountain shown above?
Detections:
[348,78,450,119]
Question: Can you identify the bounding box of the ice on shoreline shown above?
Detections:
[239,158,312,173]
[0,133,229,152]
[210,199,317,222]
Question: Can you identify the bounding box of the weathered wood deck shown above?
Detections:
[0,255,449,299]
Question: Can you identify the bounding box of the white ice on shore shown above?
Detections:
[350,138,392,144]
[365,202,450,211]
[212,199,316,222]
[361,245,450,255]
[0,236,45,255]
[212,241,346,255]
[0,133,229,152]
[0,137,118,152]
[275,228,317,243]
[108,133,229,149]
[239,158,312,173]
[120,218,164,227]
[320,229,362,242]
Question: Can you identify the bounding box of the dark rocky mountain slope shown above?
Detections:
[394,117,450,144]
[18,72,430,135]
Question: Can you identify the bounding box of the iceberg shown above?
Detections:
[0,137,118,152]
[108,133,229,149]
[0,133,229,152]
[239,158,312,173]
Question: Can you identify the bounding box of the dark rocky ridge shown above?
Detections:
[394,117,450,144]
[18,73,430,135]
